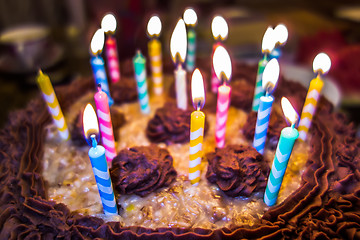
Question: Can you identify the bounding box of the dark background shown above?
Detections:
[0,0,359,133]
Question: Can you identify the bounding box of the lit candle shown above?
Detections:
[90,29,114,106]
[189,68,206,186]
[252,27,275,111]
[298,53,331,141]
[37,70,70,141]
[133,50,150,114]
[83,104,118,215]
[183,8,198,72]
[269,24,288,59]
[101,13,121,84]
[264,97,299,207]
[213,45,232,148]
[147,15,163,95]
[253,59,280,154]
[170,19,188,110]
[211,16,228,93]
[94,85,117,162]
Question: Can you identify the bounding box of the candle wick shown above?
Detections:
[91,134,97,148]
[197,101,201,111]
[97,84,102,92]
[291,123,295,129]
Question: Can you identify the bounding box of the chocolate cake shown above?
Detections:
[0,59,359,239]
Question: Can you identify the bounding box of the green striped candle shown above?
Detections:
[133,51,150,114]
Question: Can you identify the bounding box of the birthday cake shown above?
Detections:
[0,57,359,240]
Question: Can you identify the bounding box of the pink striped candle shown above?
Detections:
[94,86,117,162]
[215,84,231,148]
[102,13,120,83]
[105,36,121,83]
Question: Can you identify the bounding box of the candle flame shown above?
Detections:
[90,29,105,55]
[170,19,187,63]
[262,58,280,93]
[191,68,205,110]
[101,13,117,33]
[313,53,331,75]
[281,97,298,126]
[273,24,288,45]
[83,103,99,140]
[183,8,198,26]
[211,16,228,41]
[213,45,232,82]
[147,15,162,37]
[262,27,275,53]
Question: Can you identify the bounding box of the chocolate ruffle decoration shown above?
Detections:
[110,145,177,197]
[1,65,360,239]
[206,145,270,197]
[146,102,208,145]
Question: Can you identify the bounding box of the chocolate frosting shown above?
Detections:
[146,102,208,145]
[1,63,360,239]
[71,107,126,146]
[206,145,270,197]
[110,76,138,104]
[110,145,177,197]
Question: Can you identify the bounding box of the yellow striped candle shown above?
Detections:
[298,53,331,141]
[37,70,70,141]
[189,69,205,186]
[147,15,163,95]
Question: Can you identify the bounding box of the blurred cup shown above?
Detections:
[0,25,49,69]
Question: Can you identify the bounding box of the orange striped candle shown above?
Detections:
[298,53,331,141]
[189,69,205,186]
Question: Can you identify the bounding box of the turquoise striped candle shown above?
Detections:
[133,51,150,114]
[252,54,268,111]
[264,125,299,206]
[186,28,196,71]
[264,97,299,206]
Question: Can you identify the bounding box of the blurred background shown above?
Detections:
[0,0,359,132]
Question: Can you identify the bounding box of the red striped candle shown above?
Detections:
[94,86,117,162]
[105,35,120,83]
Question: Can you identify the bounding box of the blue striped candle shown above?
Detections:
[88,135,118,215]
[253,95,274,154]
[186,28,196,71]
[252,55,268,111]
[90,55,114,106]
[133,51,150,114]
[264,126,299,206]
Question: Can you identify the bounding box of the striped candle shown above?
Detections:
[133,51,150,114]
[37,70,70,141]
[83,104,118,215]
[298,53,331,142]
[252,58,280,154]
[186,28,196,71]
[189,68,205,186]
[90,54,114,106]
[215,84,231,148]
[105,35,121,83]
[253,95,274,154]
[189,111,204,185]
[94,86,117,162]
[148,38,163,95]
[264,97,299,206]
[184,8,197,72]
[89,135,118,215]
[252,55,268,111]
[298,77,323,141]
[90,29,113,106]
